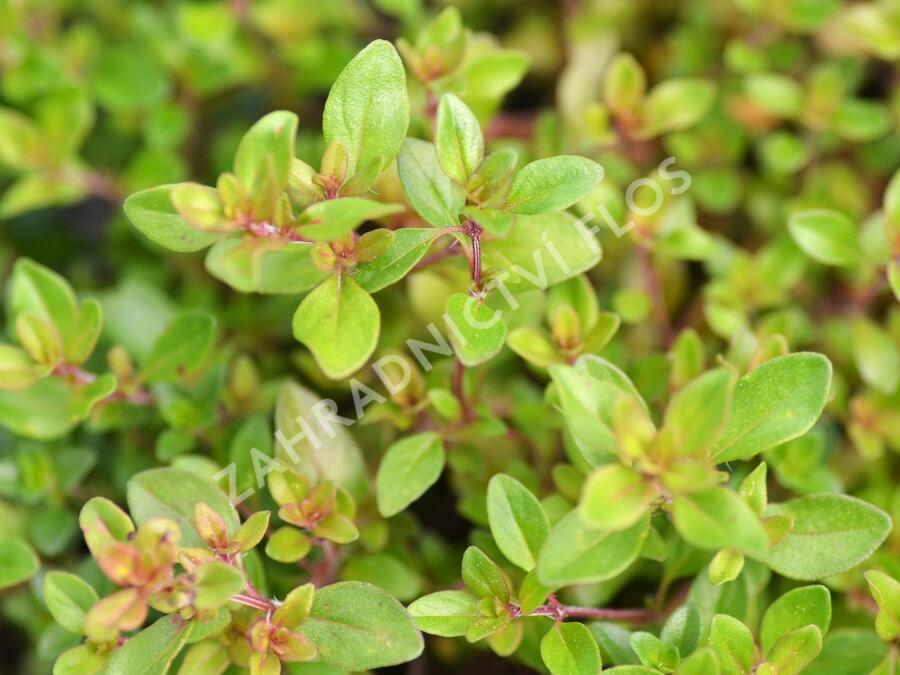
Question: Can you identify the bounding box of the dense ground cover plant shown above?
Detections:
[1,0,900,673]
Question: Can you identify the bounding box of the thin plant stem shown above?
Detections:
[636,242,673,348]
[453,358,475,422]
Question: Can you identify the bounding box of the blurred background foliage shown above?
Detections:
[0,0,899,672]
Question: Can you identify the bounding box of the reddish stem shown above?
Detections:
[232,593,276,612]
[462,219,483,291]
[530,604,659,622]
[453,358,475,422]
[412,240,461,272]
[83,171,124,202]
[309,539,341,588]
[636,243,673,348]
[54,363,155,406]
[53,363,96,385]
[526,585,688,625]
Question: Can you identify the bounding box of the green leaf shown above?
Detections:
[709,548,745,586]
[507,327,562,368]
[233,511,270,552]
[293,275,380,380]
[273,583,315,629]
[505,156,603,215]
[301,514,355,547]
[79,497,134,558]
[398,138,465,227]
[376,432,445,517]
[100,279,175,362]
[105,616,194,675]
[540,622,602,675]
[323,40,409,190]
[266,527,311,563]
[93,44,170,112]
[176,641,229,675]
[456,49,529,121]
[851,316,899,395]
[832,99,891,142]
[482,212,602,290]
[0,376,111,440]
[467,206,515,239]
[0,172,85,218]
[486,474,550,571]
[709,613,754,675]
[53,644,107,675]
[744,73,803,118]
[662,368,735,457]
[672,487,770,558]
[462,546,512,601]
[352,228,442,292]
[804,629,886,675]
[0,538,39,590]
[599,667,659,674]
[468,148,518,206]
[205,237,328,295]
[631,631,679,671]
[233,111,297,194]
[37,89,94,159]
[549,356,646,465]
[300,581,423,671]
[604,53,646,115]
[0,344,41,390]
[87,588,147,641]
[31,504,77,557]
[886,167,900,229]
[670,328,705,388]
[187,607,231,645]
[296,198,404,242]
[16,312,61,367]
[580,464,658,531]
[679,648,720,675]
[788,209,863,267]
[0,107,42,169]
[765,494,891,580]
[435,94,484,185]
[170,183,230,232]
[340,553,422,602]
[127,468,239,548]
[44,571,99,635]
[518,569,552,614]
[193,562,245,611]
[641,79,716,136]
[661,604,700,654]
[274,380,368,499]
[712,353,832,463]
[537,511,649,586]
[9,258,77,342]
[71,372,118,421]
[65,299,103,365]
[762,625,822,675]
[865,570,900,642]
[355,228,396,262]
[408,590,480,637]
[445,292,508,366]
[465,613,509,643]
[140,310,216,383]
[487,619,523,655]
[760,585,831,654]
[124,185,225,253]
[889,261,900,302]
[739,463,768,516]
[759,131,809,175]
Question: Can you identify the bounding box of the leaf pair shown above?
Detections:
[399,93,603,231]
